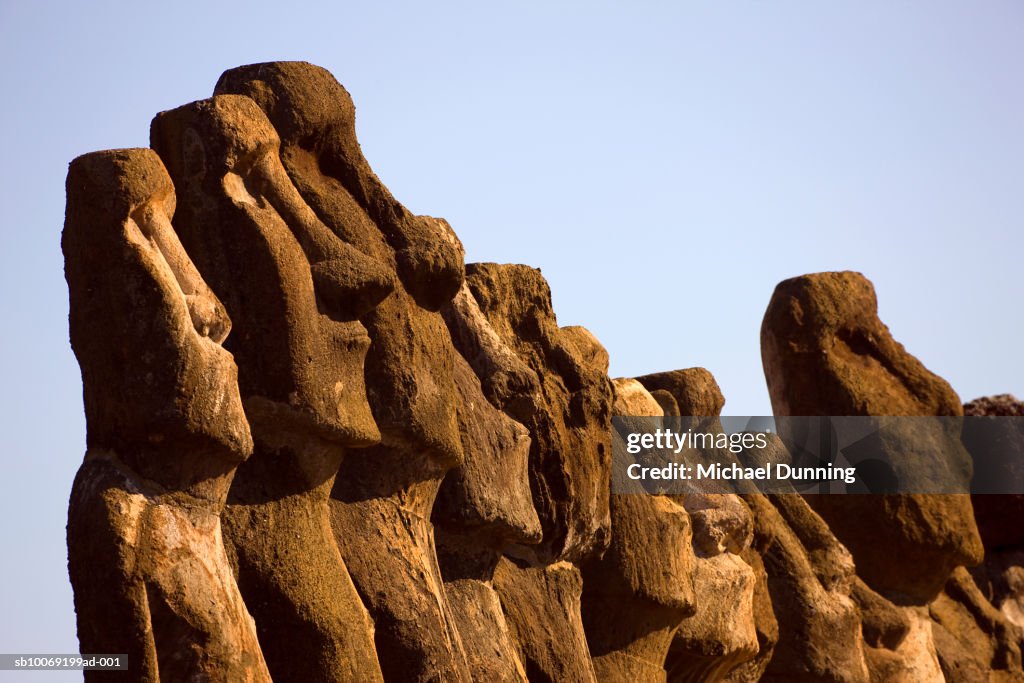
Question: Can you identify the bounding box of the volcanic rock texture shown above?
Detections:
[64,62,1022,682]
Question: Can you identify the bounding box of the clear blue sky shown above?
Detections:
[0,2,1021,676]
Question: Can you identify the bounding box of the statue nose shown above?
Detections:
[243,150,395,321]
[133,198,234,344]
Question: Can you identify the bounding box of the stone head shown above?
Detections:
[151,95,391,448]
[214,62,467,468]
[64,148,252,486]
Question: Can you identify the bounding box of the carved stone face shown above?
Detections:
[214,62,465,311]
[454,263,613,563]
[151,96,392,448]
[214,63,466,467]
[594,380,697,611]
[434,352,542,548]
[64,148,252,482]
[580,379,695,678]
[673,493,758,664]
[761,271,983,600]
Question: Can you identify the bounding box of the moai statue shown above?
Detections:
[760,272,983,679]
[667,491,760,683]
[151,95,391,682]
[580,378,697,682]
[761,271,983,602]
[443,281,614,681]
[742,492,872,682]
[213,62,473,682]
[64,148,270,681]
[754,485,944,682]
[633,370,760,682]
[447,264,615,683]
[926,393,1024,681]
[432,341,543,681]
[761,270,1015,679]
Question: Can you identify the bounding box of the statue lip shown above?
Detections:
[338,327,372,344]
[321,318,373,349]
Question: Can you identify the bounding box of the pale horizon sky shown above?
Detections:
[1,2,1021,677]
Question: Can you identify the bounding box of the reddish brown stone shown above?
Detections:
[581,380,697,682]
[761,271,982,602]
[151,95,385,682]
[64,148,269,682]
[214,62,473,682]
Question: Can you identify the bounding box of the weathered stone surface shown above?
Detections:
[215,63,462,304]
[64,148,268,681]
[965,394,1024,418]
[441,283,576,680]
[761,272,962,417]
[432,349,541,682]
[631,369,760,681]
[437,569,529,682]
[436,282,548,682]
[151,95,385,682]
[214,61,472,682]
[741,442,944,682]
[722,547,778,682]
[636,368,724,417]
[446,264,613,680]
[582,489,697,682]
[860,605,944,683]
[494,558,597,683]
[766,475,939,683]
[1003,561,1024,631]
[972,548,1024,634]
[802,490,982,604]
[434,355,541,549]
[769,492,856,593]
[442,282,542,418]
[65,63,1018,683]
[670,495,757,681]
[667,538,758,683]
[581,379,696,682]
[853,577,911,651]
[684,492,754,558]
[649,389,682,417]
[612,377,667,417]
[851,577,945,682]
[745,493,869,682]
[462,263,613,564]
[930,567,1024,681]
[964,394,1024,549]
[960,394,1024,676]
[560,326,611,376]
[215,61,463,454]
[761,271,983,602]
